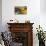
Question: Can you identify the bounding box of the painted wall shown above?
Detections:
[2,0,46,46]
[40,0,46,13]
[0,0,2,32]
[2,0,40,31]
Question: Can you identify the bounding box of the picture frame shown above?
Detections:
[14,6,27,15]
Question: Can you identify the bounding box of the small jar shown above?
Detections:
[25,20,30,23]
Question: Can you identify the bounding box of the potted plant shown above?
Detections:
[36,25,45,46]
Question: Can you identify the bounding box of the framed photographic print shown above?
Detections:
[14,6,27,15]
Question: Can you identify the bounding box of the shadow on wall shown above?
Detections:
[40,0,46,13]
[0,0,2,32]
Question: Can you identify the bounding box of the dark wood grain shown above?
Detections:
[7,23,34,46]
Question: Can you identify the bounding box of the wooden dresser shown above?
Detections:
[7,23,34,46]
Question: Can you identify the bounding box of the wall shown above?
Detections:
[2,0,40,30]
[0,0,2,32]
[2,0,46,46]
[40,0,46,13]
